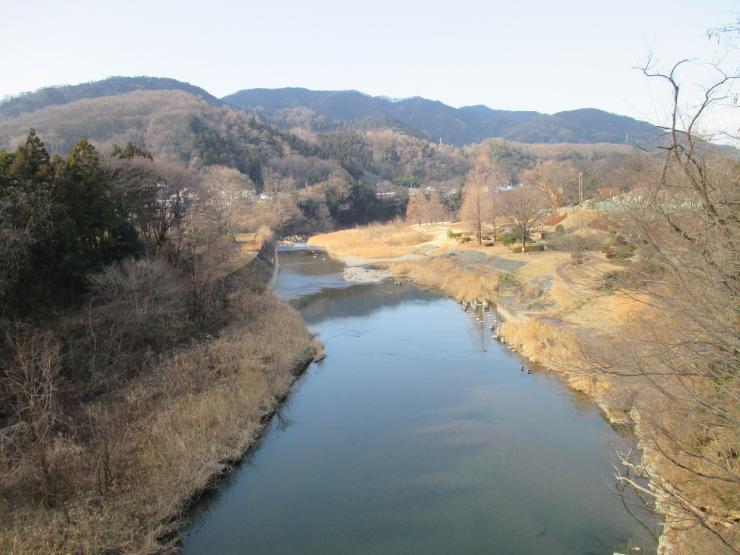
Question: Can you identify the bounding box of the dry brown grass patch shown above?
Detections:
[309,222,433,259]
[391,258,498,303]
[0,292,319,554]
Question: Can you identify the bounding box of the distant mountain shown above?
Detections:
[223,88,660,146]
[0,89,311,188]
[1,78,662,146]
[0,76,221,118]
[0,88,470,190]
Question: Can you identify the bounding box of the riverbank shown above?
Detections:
[183,245,659,555]
[308,221,731,554]
[310,223,633,416]
[0,241,321,554]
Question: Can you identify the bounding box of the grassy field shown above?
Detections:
[308,221,435,258]
[309,219,634,332]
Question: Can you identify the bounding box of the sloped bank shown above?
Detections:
[0,241,322,555]
[318,248,671,553]
[491,304,681,553]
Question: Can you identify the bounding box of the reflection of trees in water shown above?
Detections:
[463,308,489,352]
[613,446,662,548]
[184,383,302,526]
[296,282,434,324]
[273,403,295,432]
[278,248,345,277]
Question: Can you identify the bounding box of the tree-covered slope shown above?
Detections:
[0,89,472,190]
[1,78,662,147]
[223,87,660,146]
[0,90,311,187]
[0,76,221,118]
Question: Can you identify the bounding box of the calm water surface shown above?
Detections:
[183,248,659,555]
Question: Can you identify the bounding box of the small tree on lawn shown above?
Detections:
[499,186,547,252]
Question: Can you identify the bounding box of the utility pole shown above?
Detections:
[578,172,583,205]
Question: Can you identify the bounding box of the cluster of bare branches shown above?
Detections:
[406,188,448,226]
[460,159,514,244]
[588,45,739,551]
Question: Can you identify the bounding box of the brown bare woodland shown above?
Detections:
[584,57,739,552]
[0,154,319,553]
[460,162,490,243]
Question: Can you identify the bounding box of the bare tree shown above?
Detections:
[586,48,739,552]
[483,187,500,244]
[405,190,426,226]
[2,331,64,507]
[177,194,235,320]
[427,191,448,225]
[522,159,578,208]
[499,186,547,251]
[106,157,197,255]
[461,162,489,243]
[201,165,253,236]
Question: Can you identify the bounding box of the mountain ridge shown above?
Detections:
[222,86,660,146]
[0,77,660,146]
[0,76,221,118]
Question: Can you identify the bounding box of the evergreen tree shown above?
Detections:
[8,129,52,186]
[111,142,153,160]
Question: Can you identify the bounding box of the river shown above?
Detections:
[182,246,659,554]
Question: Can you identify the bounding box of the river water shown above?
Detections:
[182,247,659,555]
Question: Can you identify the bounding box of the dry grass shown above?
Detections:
[0,292,318,554]
[547,208,604,233]
[497,316,609,397]
[391,258,499,303]
[543,212,567,226]
[216,227,273,278]
[308,221,434,259]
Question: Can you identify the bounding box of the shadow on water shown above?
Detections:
[182,246,661,555]
[180,372,309,527]
[292,280,435,324]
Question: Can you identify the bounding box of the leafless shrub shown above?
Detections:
[1,331,70,507]
[548,231,605,252]
[65,258,188,389]
[583,53,740,552]
[85,404,129,496]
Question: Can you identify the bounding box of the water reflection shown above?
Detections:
[292,281,433,324]
[182,246,660,555]
[275,247,352,299]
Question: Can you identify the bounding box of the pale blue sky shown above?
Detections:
[1,0,737,129]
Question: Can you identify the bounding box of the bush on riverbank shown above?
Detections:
[0,289,319,554]
[0,133,320,553]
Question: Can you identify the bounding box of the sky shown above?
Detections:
[1,0,737,132]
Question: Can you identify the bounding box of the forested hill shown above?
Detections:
[0,76,221,117]
[0,87,472,198]
[223,88,661,146]
[1,77,662,146]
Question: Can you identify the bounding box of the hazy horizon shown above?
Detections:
[2,0,737,133]
[0,77,676,119]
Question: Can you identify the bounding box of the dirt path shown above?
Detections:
[555,261,576,287]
